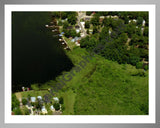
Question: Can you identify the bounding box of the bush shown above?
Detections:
[31,84,39,91]
[13,108,23,115]
[53,103,60,111]
[22,98,28,105]
[61,104,65,111]
[58,20,63,26]
[136,62,143,69]
[12,94,20,110]
[59,97,64,104]
[144,65,149,70]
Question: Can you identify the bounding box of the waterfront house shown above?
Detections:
[53,97,59,102]
[37,96,42,100]
[31,97,36,102]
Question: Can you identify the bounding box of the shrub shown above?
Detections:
[59,97,64,104]
[136,62,143,69]
[53,103,60,111]
[13,108,23,115]
[12,94,20,110]
[144,65,149,70]
[22,98,28,105]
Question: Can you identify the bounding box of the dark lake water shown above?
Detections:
[12,12,73,92]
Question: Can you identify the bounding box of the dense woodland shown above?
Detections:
[81,12,148,69]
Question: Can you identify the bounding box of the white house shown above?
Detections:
[37,96,42,100]
[53,97,59,102]
[30,97,36,102]
[142,20,145,26]
[41,106,48,114]
[50,105,55,111]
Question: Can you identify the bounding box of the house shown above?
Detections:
[75,25,81,33]
[71,37,80,42]
[133,19,137,22]
[30,97,36,102]
[37,96,42,100]
[45,24,49,27]
[67,26,73,30]
[71,38,75,42]
[84,17,90,21]
[74,37,80,41]
[75,25,80,29]
[41,106,48,114]
[76,29,80,33]
[89,29,93,34]
[109,30,111,35]
[143,20,146,25]
[61,32,65,35]
[53,97,59,102]
[50,105,55,111]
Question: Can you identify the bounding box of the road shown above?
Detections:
[77,12,87,37]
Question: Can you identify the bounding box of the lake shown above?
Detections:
[12,12,73,92]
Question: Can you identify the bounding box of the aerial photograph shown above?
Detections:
[12,11,149,115]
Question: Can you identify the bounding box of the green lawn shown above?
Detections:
[20,90,50,99]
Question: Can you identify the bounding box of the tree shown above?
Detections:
[117,33,128,44]
[53,103,60,111]
[22,98,28,105]
[80,36,90,48]
[136,62,143,69]
[63,21,69,29]
[86,11,92,16]
[144,65,148,70]
[12,94,20,111]
[87,29,89,34]
[35,99,43,110]
[61,12,67,19]
[91,14,100,26]
[61,104,65,111]
[76,32,80,37]
[99,26,109,41]
[93,26,98,34]
[59,97,64,104]
[13,108,23,115]
[85,21,90,28]
[128,54,140,66]
[70,29,77,38]
[143,27,148,37]
[68,13,77,25]
[58,20,63,26]
[137,17,143,26]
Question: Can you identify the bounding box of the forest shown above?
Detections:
[81,11,148,70]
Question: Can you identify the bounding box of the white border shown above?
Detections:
[5,4,156,123]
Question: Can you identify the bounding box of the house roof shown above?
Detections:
[75,25,80,29]
[41,106,46,112]
[53,97,59,101]
[67,26,73,29]
[37,96,42,99]
[31,97,36,102]
[50,105,54,110]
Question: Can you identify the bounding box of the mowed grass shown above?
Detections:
[20,90,50,99]
[59,89,76,115]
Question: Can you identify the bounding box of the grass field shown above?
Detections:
[13,47,148,115]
